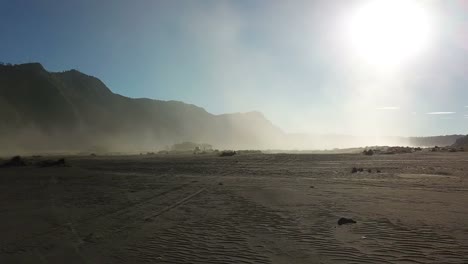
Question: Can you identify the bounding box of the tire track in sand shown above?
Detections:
[0,182,197,253]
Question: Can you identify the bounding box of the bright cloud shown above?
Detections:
[426,112,456,115]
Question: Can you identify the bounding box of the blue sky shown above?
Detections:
[1,0,468,136]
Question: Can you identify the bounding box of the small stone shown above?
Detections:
[338,217,356,225]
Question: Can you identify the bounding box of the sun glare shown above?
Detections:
[345,0,433,68]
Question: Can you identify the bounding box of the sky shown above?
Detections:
[1,0,468,137]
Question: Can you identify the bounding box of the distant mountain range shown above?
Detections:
[284,134,464,150]
[0,63,283,153]
[0,63,464,154]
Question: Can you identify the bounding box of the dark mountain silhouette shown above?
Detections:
[0,63,284,153]
[452,135,468,148]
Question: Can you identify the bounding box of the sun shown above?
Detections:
[345,0,433,68]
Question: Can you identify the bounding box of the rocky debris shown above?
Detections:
[219,150,236,157]
[430,146,464,152]
[338,217,357,225]
[351,167,365,173]
[37,158,66,168]
[1,156,26,167]
[352,167,378,173]
[365,146,426,155]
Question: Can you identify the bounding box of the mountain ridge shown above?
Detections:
[0,62,464,154]
[0,62,284,153]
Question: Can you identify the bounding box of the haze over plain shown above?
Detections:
[2,0,468,140]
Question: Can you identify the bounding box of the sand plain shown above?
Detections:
[1,152,467,263]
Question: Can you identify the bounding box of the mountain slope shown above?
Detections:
[452,135,468,148]
[0,63,463,154]
[0,63,284,153]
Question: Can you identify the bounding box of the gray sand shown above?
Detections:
[1,152,467,263]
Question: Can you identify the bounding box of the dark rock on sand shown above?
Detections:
[351,167,368,173]
[338,217,356,225]
[38,158,66,167]
[1,156,26,167]
[220,150,236,157]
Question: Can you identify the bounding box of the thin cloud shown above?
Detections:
[376,106,400,110]
[426,112,456,115]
